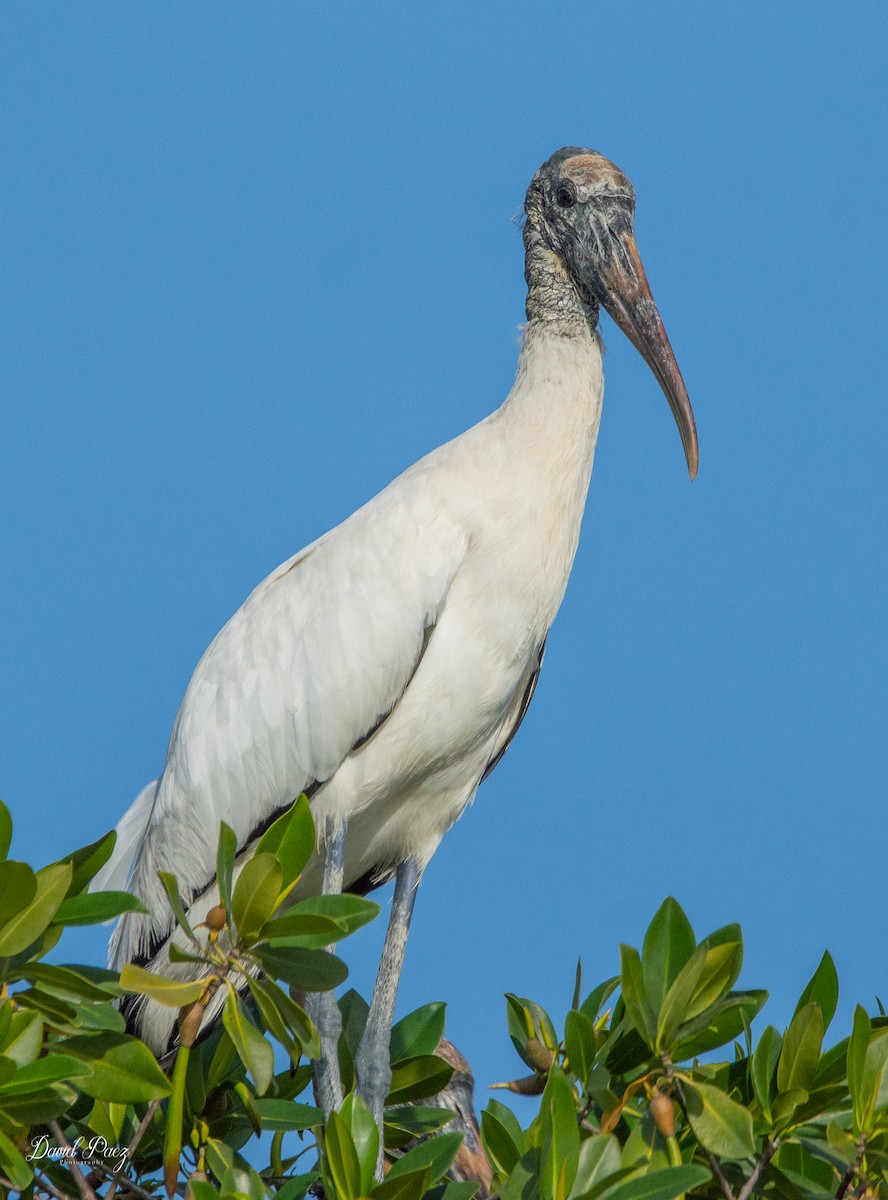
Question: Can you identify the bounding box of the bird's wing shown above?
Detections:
[102,476,469,957]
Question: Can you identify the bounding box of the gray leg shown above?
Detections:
[355,857,421,1172]
[306,818,347,1116]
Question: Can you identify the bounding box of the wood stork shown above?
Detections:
[93,147,697,1128]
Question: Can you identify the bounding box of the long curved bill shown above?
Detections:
[593,224,699,480]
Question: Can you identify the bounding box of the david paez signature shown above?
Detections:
[26,1134,131,1168]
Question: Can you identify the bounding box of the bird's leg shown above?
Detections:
[355,856,421,1170]
[306,817,347,1116]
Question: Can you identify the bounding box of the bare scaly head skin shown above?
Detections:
[525,147,698,479]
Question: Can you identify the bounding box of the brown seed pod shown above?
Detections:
[525,1037,556,1072]
[650,1091,676,1138]
[178,999,205,1048]
[206,905,227,932]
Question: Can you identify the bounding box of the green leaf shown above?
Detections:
[8,962,118,1003]
[205,1135,235,1183]
[751,1025,782,1119]
[684,942,744,1023]
[254,1098,323,1130]
[0,862,38,938]
[384,1104,456,1147]
[255,794,316,892]
[673,990,768,1059]
[0,800,11,861]
[682,1078,755,1159]
[777,1003,823,1096]
[168,941,207,964]
[770,1088,807,1130]
[0,861,72,955]
[257,911,345,944]
[387,1053,454,1104]
[656,945,706,1051]
[232,853,282,942]
[794,951,839,1031]
[340,1092,380,1196]
[54,829,116,895]
[482,1106,524,1176]
[274,1173,320,1200]
[217,821,238,921]
[62,1031,171,1102]
[119,963,206,1007]
[250,975,319,1058]
[0,1083,78,1124]
[372,1166,432,1200]
[642,898,697,1013]
[814,1034,849,1088]
[340,988,370,1056]
[848,1004,870,1133]
[540,1065,579,1200]
[597,1165,712,1200]
[325,1109,362,1200]
[565,1008,597,1087]
[158,870,198,940]
[0,1009,43,1066]
[13,987,77,1024]
[700,923,743,951]
[220,1164,265,1200]
[86,1096,127,1144]
[580,976,620,1024]
[0,1126,32,1190]
[858,1030,888,1137]
[252,945,348,991]
[186,1184,222,1200]
[621,1109,671,1173]
[223,987,274,1095]
[164,1040,190,1197]
[826,1120,860,1165]
[390,1002,447,1062]
[0,1053,90,1093]
[386,1130,463,1184]
[264,894,380,948]
[70,998,127,1033]
[619,945,657,1047]
[206,1029,239,1093]
[508,994,557,1047]
[500,1150,541,1200]
[783,1084,846,1126]
[440,1184,481,1200]
[52,890,148,926]
[570,1133,621,1200]
[246,977,300,1062]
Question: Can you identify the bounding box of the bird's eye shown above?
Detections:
[555,183,576,208]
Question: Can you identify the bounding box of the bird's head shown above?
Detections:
[525,147,698,480]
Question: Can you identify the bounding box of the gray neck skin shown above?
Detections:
[523,220,600,337]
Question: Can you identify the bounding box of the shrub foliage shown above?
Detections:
[0,797,885,1200]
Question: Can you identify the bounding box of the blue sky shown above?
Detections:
[2,2,886,1108]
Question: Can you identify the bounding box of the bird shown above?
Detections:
[92,146,698,1132]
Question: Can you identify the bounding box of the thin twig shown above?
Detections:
[7,1173,74,1200]
[31,1169,77,1200]
[835,1136,866,1200]
[737,1138,780,1200]
[671,1077,736,1200]
[48,1121,98,1200]
[79,1158,157,1200]
[105,1099,161,1200]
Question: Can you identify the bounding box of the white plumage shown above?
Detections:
[94,147,696,1057]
